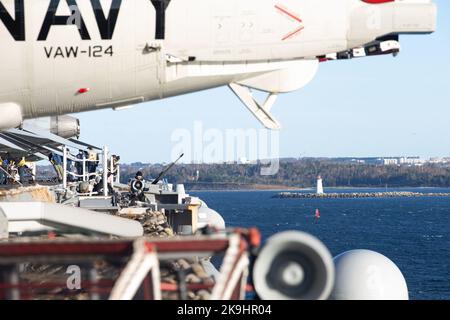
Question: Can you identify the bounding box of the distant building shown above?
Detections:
[340,157,384,165]
[399,156,422,165]
[429,157,450,164]
[238,157,250,164]
[316,175,324,194]
[340,156,424,166]
[381,157,422,166]
[383,158,399,166]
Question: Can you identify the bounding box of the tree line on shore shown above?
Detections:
[119,159,450,188]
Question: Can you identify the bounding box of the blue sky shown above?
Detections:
[75,0,450,164]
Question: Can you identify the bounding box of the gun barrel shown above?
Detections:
[152,153,184,185]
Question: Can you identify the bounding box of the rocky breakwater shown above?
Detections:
[273,191,450,199]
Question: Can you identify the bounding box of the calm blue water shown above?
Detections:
[192,188,450,300]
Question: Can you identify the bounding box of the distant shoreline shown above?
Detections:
[186,183,302,192]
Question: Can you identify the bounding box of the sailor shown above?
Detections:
[112,155,120,177]
[93,172,114,195]
[135,171,144,181]
[66,155,75,182]
[0,156,5,185]
[25,161,36,183]
[49,153,63,182]
[87,147,98,179]
[75,150,84,181]
[17,157,29,184]
[0,157,9,185]
[129,171,147,204]
[108,155,120,178]
[7,160,19,184]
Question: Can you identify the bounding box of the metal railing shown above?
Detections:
[60,146,120,197]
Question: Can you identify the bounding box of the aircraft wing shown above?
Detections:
[0,117,99,162]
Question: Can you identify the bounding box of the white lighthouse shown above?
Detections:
[316,175,324,194]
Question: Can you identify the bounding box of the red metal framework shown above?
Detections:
[0,229,259,300]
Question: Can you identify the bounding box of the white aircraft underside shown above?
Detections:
[0,0,437,131]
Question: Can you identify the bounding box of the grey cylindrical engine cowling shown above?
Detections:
[50,115,81,138]
[0,103,22,130]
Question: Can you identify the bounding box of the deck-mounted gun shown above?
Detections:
[151,153,184,185]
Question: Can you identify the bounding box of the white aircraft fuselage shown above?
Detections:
[0,0,437,130]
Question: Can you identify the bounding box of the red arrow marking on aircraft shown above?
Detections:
[275,4,302,23]
[281,25,305,41]
[275,4,304,40]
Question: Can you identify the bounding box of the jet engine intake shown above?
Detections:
[50,116,81,139]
